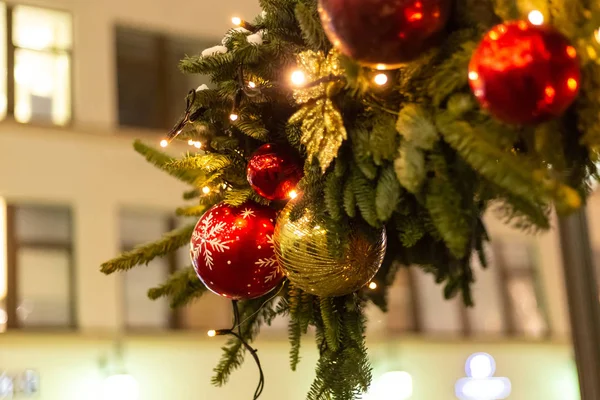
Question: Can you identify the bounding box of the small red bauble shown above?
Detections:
[469,21,581,124]
[318,0,451,68]
[247,144,303,201]
[190,201,284,300]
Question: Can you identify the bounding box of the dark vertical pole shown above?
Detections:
[558,209,600,400]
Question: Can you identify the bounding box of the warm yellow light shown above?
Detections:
[232,17,242,26]
[291,70,306,86]
[374,73,388,86]
[288,190,298,199]
[229,113,239,121]
[207,329,217,337]
[567,77,578,91]
[375,64,387,71]
[595,28,600,44]
[194,141,202,149]
[202,186,211,194]
[368,282,378,290]
[160,139,168,148]
[566,45,577,59]
[528,10,544,26]
[188,139,194,145]
[0,197,7,300]
[248,81,256,88]
[468,71,479,81]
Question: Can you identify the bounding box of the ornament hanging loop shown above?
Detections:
[167,89,197,141]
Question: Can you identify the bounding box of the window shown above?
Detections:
[493,239,549,338]
[120,210,231,331]
[4,203,75,329]
[386,267,418,333]
[120,210,173,330]
[11,5,72,125]
[0,4,72,124]
[115,26,211,130]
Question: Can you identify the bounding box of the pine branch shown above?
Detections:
[375,165,401,222]
[101,224,195,274]
[295,1,329,51]
[133,140,201,184]
[175,204,209,217]
[320,297,342,352]
[148,266,207,308]
[167,153,233,173]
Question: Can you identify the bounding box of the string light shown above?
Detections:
[202,186,211,194]
[231,17,242,26]
[229,113,239,121]
[368,282,378,290]
[207,329,216,337]
[527,10,544,25]
[291,70,306,86]
[374,73,388,86]
[159,139,168,148]
[594,28,600,44]
[194,141,202,149]
[375,64,387,71]
[188,139,194,145]
[248,81,257,88]
[288,190,298,199]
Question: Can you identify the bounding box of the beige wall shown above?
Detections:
[0,333,579,400]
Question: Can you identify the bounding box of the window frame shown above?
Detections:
[5,203,77,330]
[5,2,74,127]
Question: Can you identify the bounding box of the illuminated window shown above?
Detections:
[11,5,72,125]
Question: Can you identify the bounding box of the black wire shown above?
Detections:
[217,300,265,400]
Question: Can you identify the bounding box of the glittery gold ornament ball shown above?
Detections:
[273,202,387,297]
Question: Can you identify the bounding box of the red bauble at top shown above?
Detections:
[468,21,581,124]
[247,144,303,201]
[318,0,451,68]
[190,201,284,300]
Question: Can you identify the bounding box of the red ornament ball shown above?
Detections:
[190,201,284,300]
[247,144,303,201]
[318,0,451,69]
[468,21,581,124]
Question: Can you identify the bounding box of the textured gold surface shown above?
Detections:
[273,201,387,297]
[289,50,347,173]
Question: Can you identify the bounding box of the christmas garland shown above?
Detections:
[102,0,600,398]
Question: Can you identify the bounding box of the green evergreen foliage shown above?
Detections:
[101,0,600,398]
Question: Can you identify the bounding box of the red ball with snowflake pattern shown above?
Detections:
[190,201,284,300]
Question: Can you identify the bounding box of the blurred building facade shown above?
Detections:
[0,0,586,399]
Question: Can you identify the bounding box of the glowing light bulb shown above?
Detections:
[248,81,257,88]
[566,45,577,59]
[207,329,216,337]
[160,139,168,148]
[595,28,600,44]
[375,64,387,71]
[288,190,298,199]
[188,139,194,145]
[291,70,306,86]
[567,77,578,91]
[232,17,242,26]
[194,141,202,149]
[202,186,211,194]
[468,71,479,81]
[528,10,544,25]
[368,282,378,290]
[374,73,388,86]
[230,113,239,121]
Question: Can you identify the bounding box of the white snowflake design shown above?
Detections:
[241,208,256,219]
[255,234,282,283]
[191,213,232,270]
